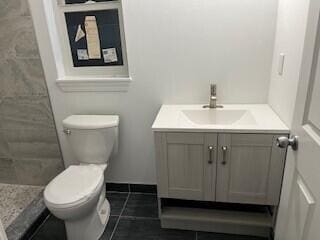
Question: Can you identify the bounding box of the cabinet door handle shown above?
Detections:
[208,146,214,164]
[221,146,228,165]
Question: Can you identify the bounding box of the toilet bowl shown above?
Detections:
[44,115,119,240]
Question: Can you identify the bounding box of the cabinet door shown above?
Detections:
[155,132,217,201]
[216,134,286,205]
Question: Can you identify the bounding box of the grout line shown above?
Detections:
[195,231,198,240]
[109,192,130,240]
[127,192,157,196]
[107,191,129,194]
[119,215,159,220]
[107,191,156,196]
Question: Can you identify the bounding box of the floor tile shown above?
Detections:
[99,216,118,240]
[112,218,196,240]
[30,215,66,240]
[197,232,268,240]
[107,192,129,216]
[31,215,119,240]
[122,193,158,218]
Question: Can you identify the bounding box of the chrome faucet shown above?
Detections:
[203,84,223,108]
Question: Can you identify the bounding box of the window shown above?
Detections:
[47,0,130,91]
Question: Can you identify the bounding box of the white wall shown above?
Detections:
[268,0,310,127]
[31,0,278,184]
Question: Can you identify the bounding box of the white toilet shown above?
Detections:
[44,115,119,240]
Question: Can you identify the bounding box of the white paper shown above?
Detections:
[84,16,101,59]
[75,24,85,42]
[77,49,89,60]
[103,48,118,63]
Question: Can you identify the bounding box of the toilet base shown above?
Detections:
[65,192,110,240]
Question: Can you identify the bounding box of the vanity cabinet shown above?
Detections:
[216,134,286,205]
[154,132,287,206]
[155,133,218,201]
[152,105,289,236]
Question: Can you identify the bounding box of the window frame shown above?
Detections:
[49,0,131,92]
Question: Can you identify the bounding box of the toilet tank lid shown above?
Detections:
[63,115,119,129]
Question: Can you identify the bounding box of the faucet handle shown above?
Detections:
[210,84,217,95]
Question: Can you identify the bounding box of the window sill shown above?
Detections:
[56,76,132,92]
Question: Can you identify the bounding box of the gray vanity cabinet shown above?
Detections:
[154,132,287,205]
[154,132,218,201]
[216,134,287,205]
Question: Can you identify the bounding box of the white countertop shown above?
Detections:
[152,104,289,134]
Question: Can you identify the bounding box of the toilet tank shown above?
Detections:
[62,115,119,164]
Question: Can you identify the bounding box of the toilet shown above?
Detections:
[44,115,119,240]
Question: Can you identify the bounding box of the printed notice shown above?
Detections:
[77,49,89,60]
[103,48,118,63]
[75,24,85,42]
[84,16,101,59]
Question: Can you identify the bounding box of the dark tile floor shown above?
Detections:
[30,191,268,240]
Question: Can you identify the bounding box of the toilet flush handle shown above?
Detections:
[63,129,71,135]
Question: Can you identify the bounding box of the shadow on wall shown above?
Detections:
[0,0,64,186]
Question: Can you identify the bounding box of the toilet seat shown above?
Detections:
[44,165,104,209]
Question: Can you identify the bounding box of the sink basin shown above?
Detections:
[152,104,289,133]
[182,109,256,125]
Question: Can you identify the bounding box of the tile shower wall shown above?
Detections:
[0,0,64,185]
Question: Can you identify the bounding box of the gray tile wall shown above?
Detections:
[0,0,64,185]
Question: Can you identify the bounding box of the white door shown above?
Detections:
[275,0,320,239]
[0,220,8,240]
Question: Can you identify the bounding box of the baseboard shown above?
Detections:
[106,183,157,194]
